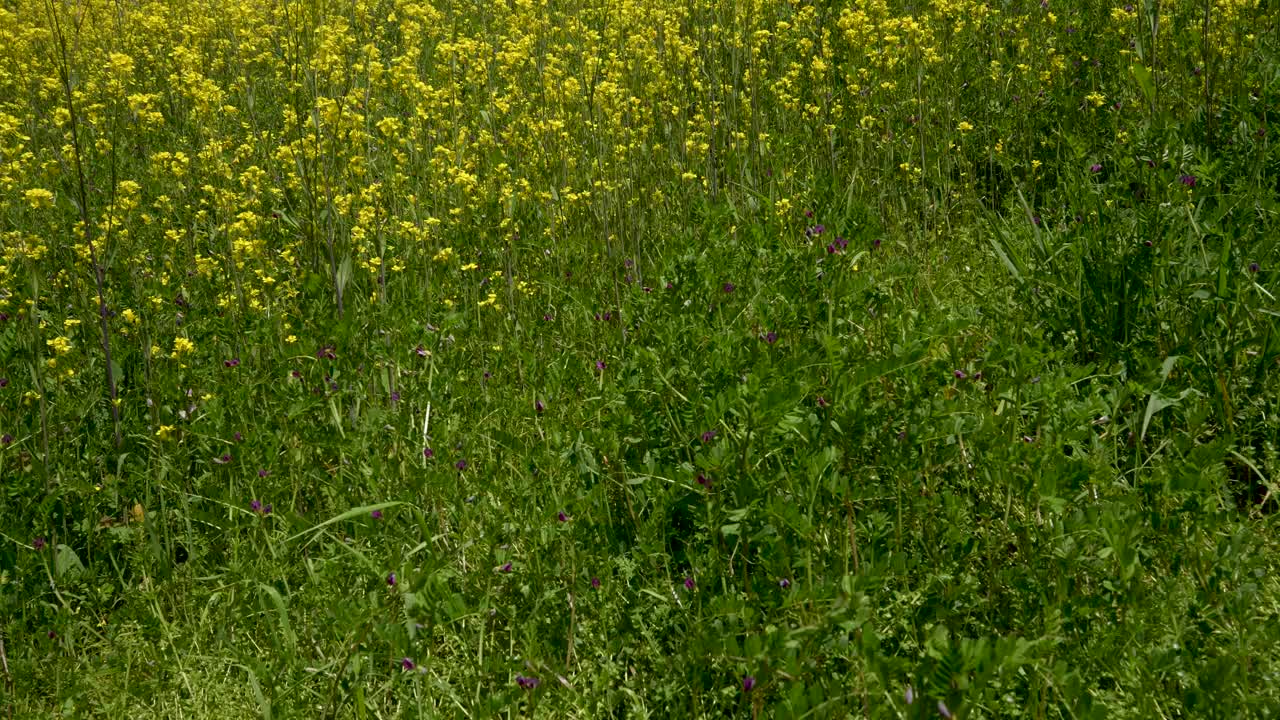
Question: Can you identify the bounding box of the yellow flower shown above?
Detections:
[155,425,176,440]
[171,336,195,357]
[433,247,455,263]
[47,336,72,355]
[121,308,138,324]
[461,262,478,271]
[956,121,974,133]
[24,189,55,209]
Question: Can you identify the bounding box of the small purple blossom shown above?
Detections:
[258,469,269,477]
[455,459,467,471]
[390,391,400,403]
[414,344,428,357]
[263,503,273,515]
[742,676,756,692]
[316,345,337,360]
[953,370,967,380]
[1,434,12,445]
[1090,163,1102,173]
[1249,262,1260,273]
[214,453,232,465]
[557,511,569,522]
[591,577,601,589]
[779,578,791,589]
[684,576,695,590]
[816,395,829,408]
[401,658,415,671]
[233,432,243,442]
[696,473,711,488]
[516,675,539,690]
[32,537,46,551]
[765,331,778,344]
[722,282,735,293]
[423,447,434,459]
[223,358,240,368]
[701,429,716,443]
[535,399,545,414]
[500,562,513,573]
[905,686,915,705]
[0,377,8,388]
[595,360,606,372]
[387,572,397,586]
[250,500,262,513]
[371,509,383,520]
[1180,174,1197,187]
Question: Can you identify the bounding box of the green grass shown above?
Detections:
[2,0,1280,717]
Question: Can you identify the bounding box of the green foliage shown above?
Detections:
[2,0,1280,718]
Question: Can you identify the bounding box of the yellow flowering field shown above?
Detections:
[2,0,1278,716]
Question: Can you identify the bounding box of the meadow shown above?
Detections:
[1,0,1279,716]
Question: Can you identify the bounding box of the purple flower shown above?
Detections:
[779,578,791,589]
[317,345,337,360]
[371,509,383,520]
[765,331,777,344]
[291,370,302,378]
[722,282,735,293]
[500,562,512,573]
[1249,262,1260,273]
[250,500,262,513]
[1180,174,1197,187]
[701,429,716,443]
[233,432,243,442]
[1090,163,1102,173]
[591,577,601,589]
[595,360,606,372]
[953,370,967,380]
[224,358,240,368]
[816,396,829,408]
[1,434,12,445]
[905,686,915,705]
[696,474,711,488]
[390,391,400,403]
[214,453,232,465]
[258,469,269,477]
[1032,215,1042,226]
[516,675,539,690]
[455,459,467,471]
[387,572,397,586]
[872,238,881,250]
[264,503,273,515]
[684,576,695,590]
[400,658,415,671]
[423,447,434,459]
[0,377,8,388]
[743,676,756,692]
[557,511,569,522]
[414,344,428,357]
[535,400,545,414]
[32,537,46,551]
